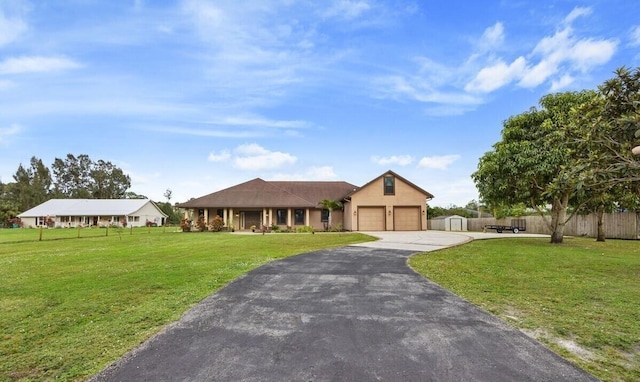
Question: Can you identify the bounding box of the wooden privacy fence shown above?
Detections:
[461,212,640,240]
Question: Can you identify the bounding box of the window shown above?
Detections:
[384,175,395,195]
[321,209,329,223]
[294,209,305,225]
[216,209,224,218]
[276,209,287,225]
[60,216,70,223]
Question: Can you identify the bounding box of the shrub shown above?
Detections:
[195,216,207,232]
[209,215,224,232]
[180,217,191,232]
[296,225,314,233]
[8,217,23,228]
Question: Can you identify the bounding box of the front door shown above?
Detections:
[243,211,261,230]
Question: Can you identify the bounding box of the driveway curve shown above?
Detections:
[92,233,595,381]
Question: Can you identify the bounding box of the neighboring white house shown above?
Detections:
[18,199,168,228]
[429,215,468,232]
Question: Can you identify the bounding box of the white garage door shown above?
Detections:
[358,207,385,231]
[394,206,421,231]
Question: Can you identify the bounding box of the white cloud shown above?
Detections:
[270,166,338,181]
[550,74,575,91]
[207,150,231,162]
[0,56,81,74]
[204,116,310,129]
[467,7,616,93]
[417,154,460,170]
[181,0,324,104]
[479,22,504,51]
[0,8,27,46]
[151,126,259,139]
[307,166,338,179]
[465,57,526,93]
[564,6,592,24]
[233,143,297,170]
[375,75,483,106]
[630,25,640,46]
[370,155,414,166]
[321,0,371,20]
[0,123,22,145]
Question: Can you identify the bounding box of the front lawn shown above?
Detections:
[409,237,640,382]
[0,229,374,381]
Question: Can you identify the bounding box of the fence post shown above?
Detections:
[39,226,43,241]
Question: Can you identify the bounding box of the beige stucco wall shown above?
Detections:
[349,176,428,231]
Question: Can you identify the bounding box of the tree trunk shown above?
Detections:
[596,205,606,242]
[549,195,569,244]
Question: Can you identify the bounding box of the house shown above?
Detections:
[178,170,434,231]
[17,199,168,228]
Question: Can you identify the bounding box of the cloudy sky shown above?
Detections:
[0,0,638,206]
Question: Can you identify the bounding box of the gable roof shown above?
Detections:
[346,170,434,200]
[18,199,167,217]
[178,178,359,209]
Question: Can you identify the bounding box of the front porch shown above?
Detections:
[184,207,314,231]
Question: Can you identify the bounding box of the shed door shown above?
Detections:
[449,218,463,231]
[394,206,421,231]
[358,207,385,231]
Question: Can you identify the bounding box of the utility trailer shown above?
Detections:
[484,219,526,234]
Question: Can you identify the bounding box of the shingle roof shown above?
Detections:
[178,178,359,209]
[18,199,167,217]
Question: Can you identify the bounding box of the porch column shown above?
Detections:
[268,208,273,226]
[305,208,310,226]
[287,208,292,227]
[229,208,234,229]
[204,209,209,224]
[223,209,228,227]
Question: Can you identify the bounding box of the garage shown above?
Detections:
[358,207,385,231]
[394,206,421,231]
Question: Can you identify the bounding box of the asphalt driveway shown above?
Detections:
[92,233,596,381]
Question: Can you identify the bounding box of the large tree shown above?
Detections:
[0,181,21,227]
[473,91,596,244]
[89,159,131,199]
[10,156,52,212]
[570,67,640,240]
[52,154,93,198]
[52,154,130,199]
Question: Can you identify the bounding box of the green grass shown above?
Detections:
[409,237,640,382]
[0,228,374,381]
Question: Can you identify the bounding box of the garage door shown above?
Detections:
[358,207,385,231]
[394,206,421,231]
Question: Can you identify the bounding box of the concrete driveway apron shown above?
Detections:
[92,234,597,382]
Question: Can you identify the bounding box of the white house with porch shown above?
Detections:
[18,199,168,228]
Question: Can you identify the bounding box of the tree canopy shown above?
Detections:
[473,67,640,244]
[1,154,133,225]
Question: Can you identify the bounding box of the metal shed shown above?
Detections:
[430,215,468,232]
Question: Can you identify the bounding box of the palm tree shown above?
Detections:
[317,199,342,229]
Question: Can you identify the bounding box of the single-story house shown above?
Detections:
[178,170,434,231]
[18,199,168,228]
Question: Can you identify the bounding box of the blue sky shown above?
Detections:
[0,1,638,207]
